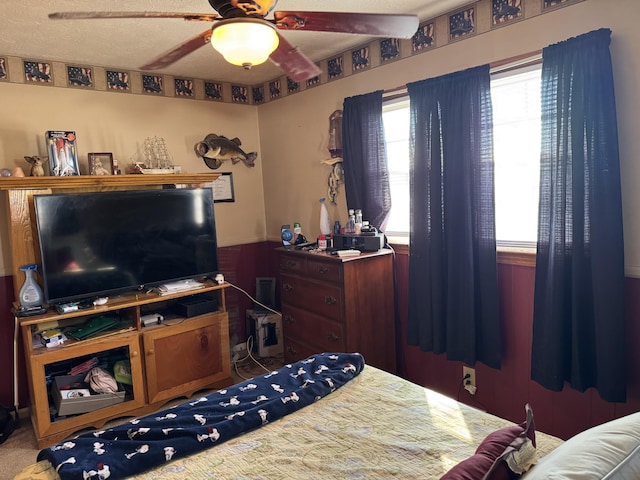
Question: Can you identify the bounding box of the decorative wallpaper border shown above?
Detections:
[0,0,584,105]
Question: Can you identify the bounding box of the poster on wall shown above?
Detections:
[46,131,80,176]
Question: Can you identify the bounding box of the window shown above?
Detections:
[382,63,542,246]
[491,66,541,245]
[382,98,410,238]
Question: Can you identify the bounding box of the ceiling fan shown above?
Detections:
[49,0,420,82]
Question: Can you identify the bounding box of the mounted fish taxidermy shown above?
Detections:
[194,134,257,169]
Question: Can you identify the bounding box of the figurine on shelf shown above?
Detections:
[24,155,48,176]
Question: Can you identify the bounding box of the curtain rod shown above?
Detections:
[382,49,543,99]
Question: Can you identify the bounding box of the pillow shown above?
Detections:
[520,411,640,479]
[441,404,537,480]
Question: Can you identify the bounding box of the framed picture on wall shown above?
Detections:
[212,172,235,202]
[88,152,114,175]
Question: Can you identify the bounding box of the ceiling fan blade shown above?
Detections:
[269,32,321,82]
[49,11,220,22]
[273,11,419,39]
[140,29,212,70]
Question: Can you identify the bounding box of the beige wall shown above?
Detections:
[1,0,638,276]
[258,0,640,277]
[0,83,266,275]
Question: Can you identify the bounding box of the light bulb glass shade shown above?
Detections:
[210,18,280,68]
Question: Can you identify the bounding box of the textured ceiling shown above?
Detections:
[1,0,471,85]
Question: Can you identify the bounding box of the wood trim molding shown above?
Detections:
[388,243,535,267]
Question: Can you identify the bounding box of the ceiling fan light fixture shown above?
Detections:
[210,18,279,69]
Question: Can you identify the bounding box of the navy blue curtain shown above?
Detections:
[342,91,392,230]
[406,65,501,369]
[532,29,626,402]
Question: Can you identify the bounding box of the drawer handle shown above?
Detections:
[284,314,295,324]
[286,260,297,268]
[200,335,209,348]
[327,332,339,341]
[317,266,329,274]
[283,283,294,292]
[323,295,337,305]
[146,349,154,356]
[287,346,297,355]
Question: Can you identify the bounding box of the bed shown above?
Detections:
[15,352,640,480]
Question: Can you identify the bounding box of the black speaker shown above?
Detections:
[254,277,276,312]
[173,295,219,318]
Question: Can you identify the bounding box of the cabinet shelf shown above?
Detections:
[0,173,221,190]
[18,282,227,328]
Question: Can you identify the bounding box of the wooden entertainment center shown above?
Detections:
[1,174,233,448]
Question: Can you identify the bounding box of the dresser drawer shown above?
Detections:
[282,303,345,352]
[307,258,342,283]
[279,255,306,275]
[280,274,343,320]
[283,337,321,364]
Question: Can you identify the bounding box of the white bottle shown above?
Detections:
[355,209,363,235]
[346,209,356,234]
[19,264,44,308]
[319,198,331,235]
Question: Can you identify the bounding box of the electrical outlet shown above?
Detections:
[463,366,476,395]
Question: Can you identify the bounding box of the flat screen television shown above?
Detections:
[34,188,219,305]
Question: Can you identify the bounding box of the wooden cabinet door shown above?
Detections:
[142,313,231,405]
[28,332,146,446]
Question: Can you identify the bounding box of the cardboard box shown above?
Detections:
[52,374,125,416]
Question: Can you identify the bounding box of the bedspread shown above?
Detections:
[18,358,563,480]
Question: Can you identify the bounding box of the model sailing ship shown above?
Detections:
[130,137,181,174]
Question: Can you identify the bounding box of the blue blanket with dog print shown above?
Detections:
[38,352,365,479]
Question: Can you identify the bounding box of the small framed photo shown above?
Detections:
[212,172,235,203]
[88,152,114,176]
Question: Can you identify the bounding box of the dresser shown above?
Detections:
[278,248,396,373]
